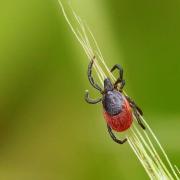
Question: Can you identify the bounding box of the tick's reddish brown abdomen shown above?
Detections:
[103,99,133,132]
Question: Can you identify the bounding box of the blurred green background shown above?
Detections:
[0,0,179,179]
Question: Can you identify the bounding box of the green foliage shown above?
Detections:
[0,0,179,179]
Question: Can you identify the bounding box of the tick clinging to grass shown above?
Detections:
[85,59,146,144]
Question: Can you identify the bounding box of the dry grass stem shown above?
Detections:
[58,1,179,179]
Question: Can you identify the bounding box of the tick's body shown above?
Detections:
[85,60,145,144]
[103,90,133,132]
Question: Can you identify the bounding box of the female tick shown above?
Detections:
[85,60,145,144]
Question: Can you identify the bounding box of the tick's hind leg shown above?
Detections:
[125,96,145,130]
[88,59,103,93]
[107,125,127,144]
[111,64,125,90]
[132,107,145,129]
[125,96,143,115]
[85,90,102,104]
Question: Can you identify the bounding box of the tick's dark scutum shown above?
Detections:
[102,90,124,116]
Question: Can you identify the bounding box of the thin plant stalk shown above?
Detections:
[58,1,179,179]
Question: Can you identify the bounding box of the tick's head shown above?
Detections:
[104,78,113,93]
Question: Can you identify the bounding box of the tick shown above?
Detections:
[85,60,145,144]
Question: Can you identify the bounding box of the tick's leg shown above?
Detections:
[111,64,125,90]
[133,107,146,130]
[125,96,143,116]
[125,96,145,130]
[88,59,103,93]
[120,79,125,90]
[107,125,127,144]
[85,90,102,104]
[111,64,123,81]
